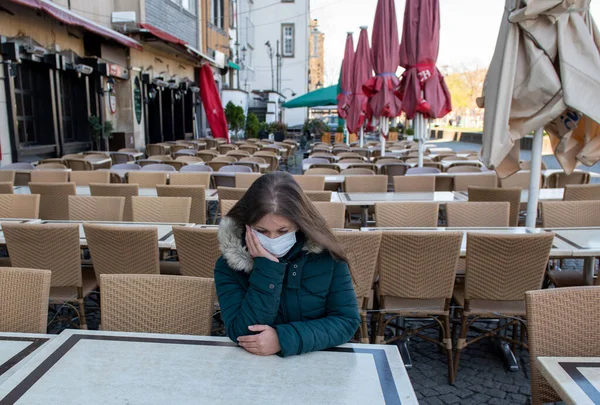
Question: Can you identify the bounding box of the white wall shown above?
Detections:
[252,0,309,126]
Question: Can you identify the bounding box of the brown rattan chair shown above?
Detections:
[453,172,498,192]
[453,232,554,383]
[445,202,510,227]
[446,166,482,173]
[0,182,13,194]
[175,156,205,164]
[68,196,125,221]
[100,274,215,335]
[156,185,206,224]
[29,182,76,220]
[0,171,15,184]
[563,184,600,201]
[526,287,600,405]
[375,202,440,227]
[520,160,548,170]
[239,145,260,154]
[111,152,135,165]
[69,171,110,186]
[0,267,51,333]
[341,168,376,176]
[35,163,68,170]
[220,199,237,217]
[305,191,332,202]
[376,231,463,383]
[468,187,522,226]
[217,186,248,201]
[393,175,435,192]
[173,227,221,278]
[499,170,542,189]
[131,196,191,223]
[235,173,261,188]
[162,161,185,171]
[254,152,279,172]
[64,159,94,171]
[30,170,70,183]
[304,168,339,176]
[218,144,237,155]
[344,175,387,193]
[146,144,168,156]
[206,161,232,172]
[127,172,168,188]
[313,202,345,228]
[292,175,325,191]
[338,158,366,164]
[89,183,139,222]
[197,151,219,162]
[545,171,590,188]
[169,172,211,187]
[0,194,40,218]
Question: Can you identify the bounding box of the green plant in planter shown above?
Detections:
[389,126,399,133]
[245,113,260,138]
[335,124,345,133]
[303,119,328,137]
[269,121,289,136]
[225,102,245,139]
[88,115,114,150]
[406,127,415,136]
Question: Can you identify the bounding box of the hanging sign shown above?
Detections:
[108,90,117,115]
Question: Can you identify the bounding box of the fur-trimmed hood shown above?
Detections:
[218,217,323,273]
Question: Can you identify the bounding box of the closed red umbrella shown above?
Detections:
[346,27,373,142]
[337,33,355,122]
[397,0,451,120]
[199,64,229,142]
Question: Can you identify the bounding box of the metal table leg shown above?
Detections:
[584,257,596,286]
[495,318,519,372]
[361,206,369,228]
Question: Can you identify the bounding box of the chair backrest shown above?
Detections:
[131,196,191,223]
[378,231,462,299]
[197,151,218,162]
[213,156,237,163]
[337,152,361,159]
[69,171,110,186]
[235,173,262,188]
[180,164,213,173]
[254,152,278,172]
[305,168,339,175]
[112,163,142,171]
[100,274,215,335]
[240,156,267,164]
[206,161,231,172]
[375,202,440,227]
[446,166,481,173]
[344,175,387,193]
[220,199,237,216]
[28,182,76,220]
[84,223,160,277]
[239,145,259,153]
[394,175,435,192]
[313,202,346,228]
[30,170,70,183]
[64,159,93,171]
[2,163,35,170]
[406,167,441,175]
[145,144,167,156]
[526,287,600,405]
[69,196,125,221]
[0,194,40,218]
[218,144,237,154]
[217,186,248,201]
[3,223,82,288]
[468,186,521,226]
[446,202,510,227]
[545,171,590,188]
[169,172,211,187]
[341,168,376,176]
[127,171,168,188]
[453,173,498,191]
[89,183,139,222]
[379,162,409,178]
[499,170,541,189]
[35,163,68,170]
[338,158,365,164]
[0,182,13,194]
[0,267,51,333]
[520,160,547,170]
[540,201,600,227]
[218,165,252,173]
[112,152,135,165]
[0,171,15,184]
[293,175,325,191]
[302,158,329,166]
[173,149,197,157]
[140,164,177,172]
[305,190,332,202]
[175,156,204,163]
[162,161,186,171]
[147,155,174,161]
[170,145,193,155]
[173,227,221,278]
[157,185,206,224]
[226,150,251,158]
[563,184,600,201]
[464,232,554,302]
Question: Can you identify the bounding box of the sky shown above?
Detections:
[310,0,600,85]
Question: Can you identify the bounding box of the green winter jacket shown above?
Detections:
[214,217,360,357]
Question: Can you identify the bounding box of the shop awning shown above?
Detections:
[139,23,187,47]
[228,61,241,70]
[7,0,142,50]
[282,85,338,108]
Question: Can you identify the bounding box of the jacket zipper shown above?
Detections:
[280,262,290,323]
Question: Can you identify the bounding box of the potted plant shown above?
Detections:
[335,124,345,144]
[245,113,260,139]
[269,121,288,142]
[303,119,328,144]
[388,126,399,142]
[88,115,114,151]
[225,102,245,141]
[405,127,415,142]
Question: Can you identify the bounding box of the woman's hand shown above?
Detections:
[237,325,281,356]
[245,225,278,262]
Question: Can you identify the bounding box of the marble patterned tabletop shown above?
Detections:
[0,333,54,386]
[338,192,460,206]
[537,357,600,405]
[0,330,418,405]
[13,186,219,202]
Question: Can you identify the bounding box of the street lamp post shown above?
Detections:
[265,41,274,91]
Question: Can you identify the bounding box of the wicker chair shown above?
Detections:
[0,194,40,218]
[140,163,177,172]
[83,223,160,278]
[162,161,186,171]
[35,163,68,170]
[64,159,93,171]
[29,182,76,220]
[89,183,139,222]
[446,166,482,173]
[170,145,193,157]
[344,175,387,193]
[376,231,463,383]
[170,172,211,187]
[157,185,206,224]
[338,158,365,164]
[0,171,15,184]
[175,156,205,164]
[453,232,554,383]
[217,186,248,201]
[292,175,325,191]
[68,196,125,221]
[235,173,262,188]
[100,274,214,335]
[0,267,51,333]
[206,161,232,172]
[405,167,440,175]
[172,227,221,278]
[146,144,168,156]
[180,165,213,173]
[254,152,279,172]
[239,145,260,154]
[545,171,590,188]
[394,175,435,192]
[337,152,362,159]
[3,223,98,330]
[375,202,440,227]
[453,173,498,192]
[499,170,542,189]
[220,199,237,217]
[313,202,345,228]
[446,202,510,227]
[0,182,13,194]
[305,191,332,202]
[127,172,168,188]
[379,163,410,189]
[468,186,521,226]
[563,184,600,201]
[30,170,70,183]
[520,160,548,170]
[197,151,219,162]
[69,171,110,186]
[526,287,600,405]
[131,196,192,223]
[218,144,237,155]
[111,152,135,165]
[305,168,339,176]
[341,168,376,176]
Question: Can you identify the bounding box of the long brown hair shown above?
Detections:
[226,172,349,263]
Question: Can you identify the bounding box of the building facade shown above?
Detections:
[308,19,324,92]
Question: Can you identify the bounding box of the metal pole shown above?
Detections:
[526,128,544,228]
[359,126,364,148]
[416,114,424,168]
[380,118,386,157]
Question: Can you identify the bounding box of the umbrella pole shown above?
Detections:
[526,128,544,228]
[416,113,424,168]
[359,126,364,148]
[380,118,387,157]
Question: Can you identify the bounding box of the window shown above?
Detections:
[281,24,294,57]
[212,0,224,28]
[229,0,234,28]
[170,0,196,15]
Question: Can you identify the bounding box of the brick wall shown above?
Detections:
[145,0,198,49]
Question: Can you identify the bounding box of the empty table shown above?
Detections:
[0,332,53,386]
[537,357,600,405]
[0,330,418,404]
[548,228,600,286]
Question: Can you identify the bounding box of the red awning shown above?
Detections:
[139,23,187,47]
[7,0,142,50]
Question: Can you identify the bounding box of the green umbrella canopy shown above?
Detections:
[281,85,338,108]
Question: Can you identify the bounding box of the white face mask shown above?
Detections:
[252,228,297,258]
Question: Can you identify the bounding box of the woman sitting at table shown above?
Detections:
[214,172,360,357]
